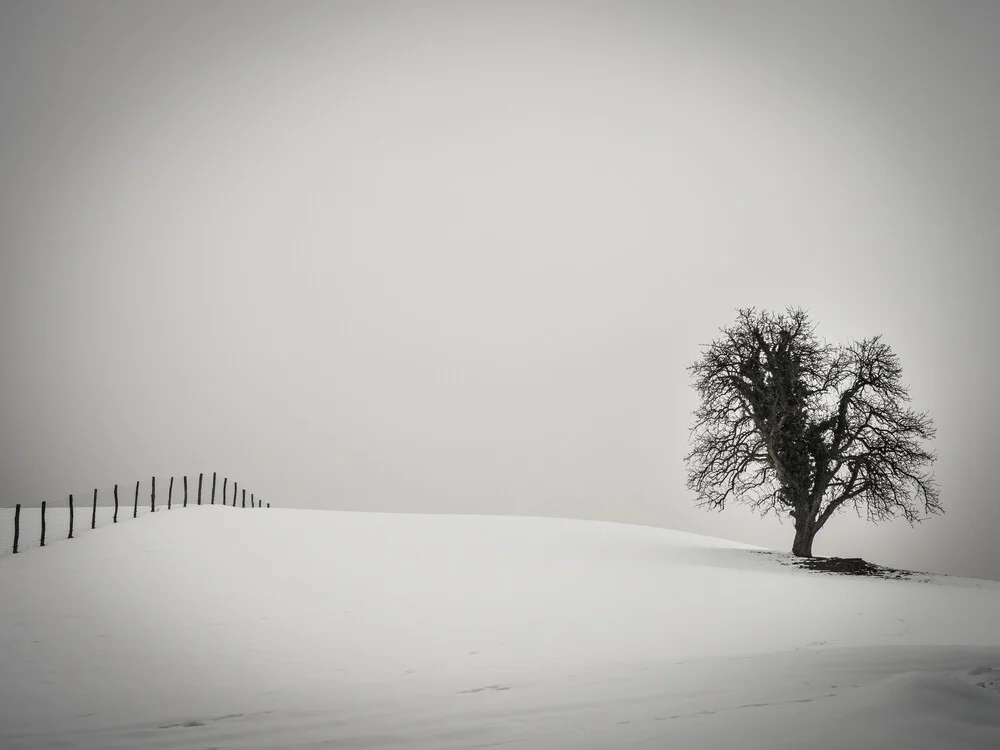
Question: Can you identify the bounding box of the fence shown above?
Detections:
[0,473,271,557]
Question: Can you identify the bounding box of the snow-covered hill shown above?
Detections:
[2,506,998,749]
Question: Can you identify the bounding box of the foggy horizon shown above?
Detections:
[2,1,999,581]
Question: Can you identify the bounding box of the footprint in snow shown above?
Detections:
[158,713,244,729]
[459,685,511,694]
[967,666,1000,693]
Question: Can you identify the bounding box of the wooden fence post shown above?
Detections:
[113,485,119,523]
[168,477,174,510]
[251,493,255,508]
[222,477,227,506]
[68,494,74,539]
[267,503,270,508]
[13,504,20,553]
[233,481,238,507]
[151,476,155,513]
[41,501,47,546]
[92,489,97,529]
[242,488,246,508]
[197,473,203,505]
[183,476,188,507]
[133,481,139,518]
[211,472,217,505]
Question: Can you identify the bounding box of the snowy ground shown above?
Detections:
[1,506,998,749]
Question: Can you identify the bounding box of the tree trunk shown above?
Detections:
[791,520,816,557]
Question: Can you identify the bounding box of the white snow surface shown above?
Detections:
[1,506,998,749]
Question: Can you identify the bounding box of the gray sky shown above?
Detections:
[2,1,998,580]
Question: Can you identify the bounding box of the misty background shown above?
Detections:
[1,1,998,580]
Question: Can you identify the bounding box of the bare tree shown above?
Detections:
[685,307,940,557]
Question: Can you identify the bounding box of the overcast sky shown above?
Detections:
[2,1,998,580]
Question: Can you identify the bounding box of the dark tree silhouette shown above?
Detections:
[685,307,940,557]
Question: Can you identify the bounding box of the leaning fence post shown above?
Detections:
[197,473,203,505]
[133,481,139,518]
[211,472,217,505]
[168,477,174,510]
[41,501,47,546]
[251,493,255,508]
[92,488,97,529]
[13,504,20,553]
[68,494,74,539]
[222,477,227,506]
[233,481,238,507]
[113,485,119,523]
[183,476,188,507]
